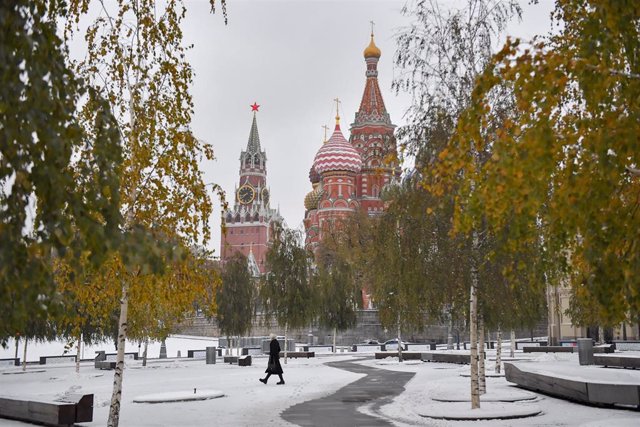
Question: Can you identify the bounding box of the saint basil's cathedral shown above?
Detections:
[304,32,399,308]
[221,32,398,305]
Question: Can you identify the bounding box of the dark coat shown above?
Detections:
[266,338,283,375]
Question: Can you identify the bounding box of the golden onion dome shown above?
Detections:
[304,186,323,211]
[364,34,381,58]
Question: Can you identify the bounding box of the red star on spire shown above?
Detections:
[250,102,260,112]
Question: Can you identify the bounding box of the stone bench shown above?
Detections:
[613,340,640,351]
[241,347,263,356]
[351,344,384,352]
[223,356,238,364]
[375,351,422,360]
[594,354,640,369]
[523,346,575,353]
[187,349,206,358]
[238,355,252,366]
[515,341,548,350]
[301,345,334,353]
[462,341,496,350]
[39,355,76,365]
[105,352,139,361]
[593,344,615,354]
[0,393,93,427]
[420,352,483,364]
[405,343,437,351]
[95,361,117,370]
[95,351,139,362]
[279,351,315,358]
[0,358,20,368]
[505,362,640,408]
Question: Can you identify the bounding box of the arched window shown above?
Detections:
[334,200,348,209]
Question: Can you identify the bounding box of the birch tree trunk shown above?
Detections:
[469,247,480,409]
[478,318,486,395]
[284,323,288,365]
[333,327,337,353]
[22,338,28,372]
[397,312,403,362]
[495,327,502,374]
[598,326,605,344]
[510,330,516,358]
[76,333,82,373]
[447,312,454,350]
[107,280,129,427]
[142,338,149,367]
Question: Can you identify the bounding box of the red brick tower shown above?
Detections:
[220,103,282,274]
[350,31,399,214]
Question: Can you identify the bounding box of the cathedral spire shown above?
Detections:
[353,31,390,127]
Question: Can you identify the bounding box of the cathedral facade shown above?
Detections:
[303,33,399,307]
[220,104,282,276]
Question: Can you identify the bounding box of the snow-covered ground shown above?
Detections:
[0,335,220,362]
[1,336,639,426]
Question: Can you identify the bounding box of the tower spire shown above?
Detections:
[246,103,261,153]
[353,31,390,126]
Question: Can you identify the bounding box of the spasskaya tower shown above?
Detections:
[220,103,282,275]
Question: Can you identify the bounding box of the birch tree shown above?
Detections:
[0,0,122,342]
[261,224,315,363]
[394,0,521,408]
[440,0,639,325]
[314,236,359,353]
[62,1,226,425]
[216,253,255,353]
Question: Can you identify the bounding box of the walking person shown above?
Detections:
[260,333,284,385]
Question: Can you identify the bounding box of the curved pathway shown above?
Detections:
[281,358,415,426]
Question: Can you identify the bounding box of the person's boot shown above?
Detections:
[259,378,267,384]
[277,376,285,385]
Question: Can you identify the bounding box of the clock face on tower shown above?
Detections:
[262,188,270,205]
[238,185,255,204]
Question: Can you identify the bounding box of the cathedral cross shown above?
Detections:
[370,20,375,36]
[333,97,341,118]
[322,125,329,142]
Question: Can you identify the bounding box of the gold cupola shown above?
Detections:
[363,33,381,58]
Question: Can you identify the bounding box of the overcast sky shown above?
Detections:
[100,0,553,255]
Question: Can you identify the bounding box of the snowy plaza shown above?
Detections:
[1,335,639,426]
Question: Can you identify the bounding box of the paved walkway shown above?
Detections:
[281,358,415,426]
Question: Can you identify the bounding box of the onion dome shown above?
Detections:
[309,166,321,184]
[304,186,323,211]
[364,33,381,58]
[313,122,362,175]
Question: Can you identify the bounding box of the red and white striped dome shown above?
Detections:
[313,124,362,175]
